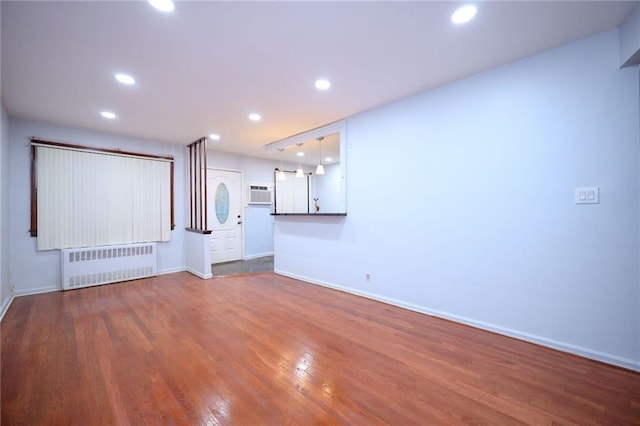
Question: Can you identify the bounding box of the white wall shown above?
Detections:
[9,118,187,294]
[185,230,212,279]
[0,0,10,318]
[207,150,277,258]
[620,3,640,67]
[0,104,11,316]
[275,30,640,370]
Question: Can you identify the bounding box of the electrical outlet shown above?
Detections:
[366,273,371,282]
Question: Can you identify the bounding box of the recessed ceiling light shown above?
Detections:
[325,157,332,162]
[451,5,477,24]
[315,79,331,90]
[249,113,261,122]
[209,133,221,141]
[148,0,174,12]
[114,73,135,85]
[100,111,116,119]
[297,152,305,157]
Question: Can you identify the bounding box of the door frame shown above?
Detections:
[207,167,245,261]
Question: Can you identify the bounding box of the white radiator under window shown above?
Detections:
[61,243,158,290]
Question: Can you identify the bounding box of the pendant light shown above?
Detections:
[296,143,304,178]
[316,136,325,175]
[277,148,286,181]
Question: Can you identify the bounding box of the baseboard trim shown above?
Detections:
[0,294,15,322]
[186,268,212,280]
[275,269,640,373]
[243,252,274,260]
[13,285,60,296]
[7,269,187,299]
[158,267,187,276]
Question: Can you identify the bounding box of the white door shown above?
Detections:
[207,169,243,264]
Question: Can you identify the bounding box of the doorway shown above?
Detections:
[211,255,274,277]
[207,168,243,264]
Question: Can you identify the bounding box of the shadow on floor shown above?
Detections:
[211,255,274,277]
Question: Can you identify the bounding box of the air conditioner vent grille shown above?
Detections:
[247,183,273,205]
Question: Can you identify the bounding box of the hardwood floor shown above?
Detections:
[2,272,639,425]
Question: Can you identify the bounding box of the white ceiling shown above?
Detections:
[1,1,635,165]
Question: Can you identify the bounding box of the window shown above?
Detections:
[31,139,174,250]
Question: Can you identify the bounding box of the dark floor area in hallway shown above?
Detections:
[211,255,274,277]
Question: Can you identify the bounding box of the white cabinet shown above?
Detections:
[274,171,313,213]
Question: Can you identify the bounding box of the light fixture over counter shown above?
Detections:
[316,137,325,175]
[265,121,346,215]
[295,143,304,178]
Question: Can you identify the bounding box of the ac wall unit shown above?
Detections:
[247,183,273,204]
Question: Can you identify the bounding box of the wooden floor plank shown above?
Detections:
[2,272,639,425]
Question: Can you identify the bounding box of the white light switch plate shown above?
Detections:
[575,187,599,204]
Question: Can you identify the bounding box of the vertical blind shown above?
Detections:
[35,144,172,250]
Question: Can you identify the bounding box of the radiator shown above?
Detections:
[61,242,157,290]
